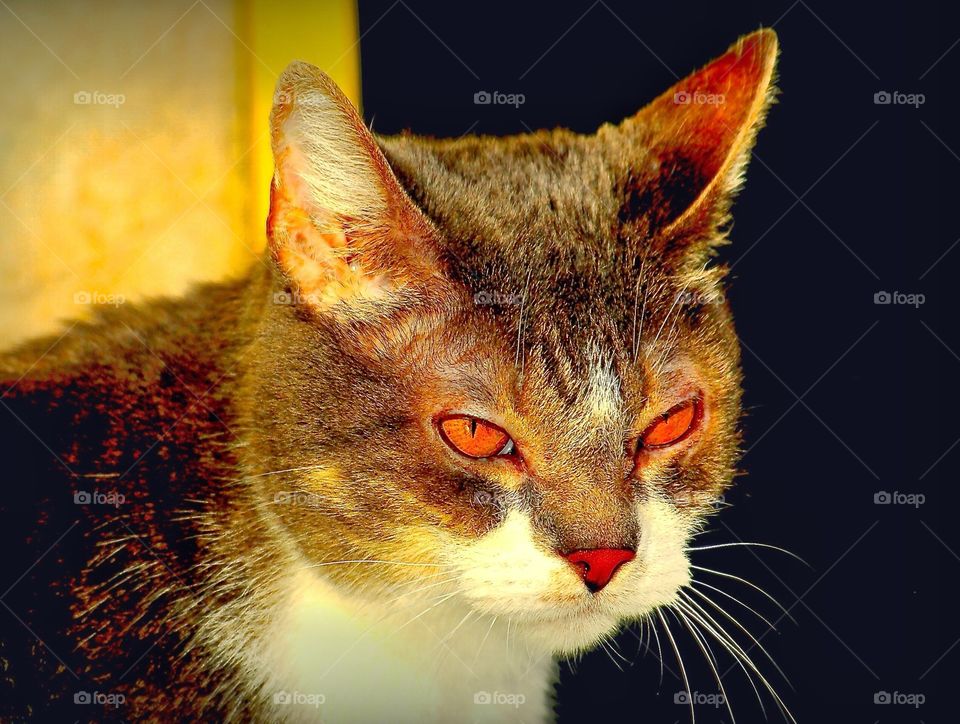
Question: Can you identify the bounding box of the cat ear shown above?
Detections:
[606,29,778,252]
[267,62,438,315]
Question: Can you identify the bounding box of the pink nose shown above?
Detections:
[563,548,636,592]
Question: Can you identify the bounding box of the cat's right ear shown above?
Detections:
[267,62,439,316]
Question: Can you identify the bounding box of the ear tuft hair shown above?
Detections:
[605,29,779,258]
[267,62,439,316]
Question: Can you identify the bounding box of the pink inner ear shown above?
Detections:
[265,65,444,312]
[267,145,371,307]
[619,30,777,236]
[670,33,775,173]
[649,31,777,179]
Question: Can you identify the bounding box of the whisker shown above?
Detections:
[632,246,652,361]
[434,609,475,653]
[599,638,625,672]
[676,594,796,724]
[685,542,810,567]
[377,576,462,610]
[515,267,533,375]
[648,293,684,368]
[690,579,777,630]
[674,598,766,720]
[633,616,646,657]
[316,585,462,674]
[650,613,667,690]
[674,607,717,667]
[649,264,707,372]
[673,607,737,724]
[392,590,459,636]
[473,614,498,666]
[682,588,793,690]
[607,636,631,668]
[657,608,695,724]
[301,559,451,570]
[689,565,797,625]
[243,464,328,479]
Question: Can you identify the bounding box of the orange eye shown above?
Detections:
[438,415,514,459]
[640,399,701,449]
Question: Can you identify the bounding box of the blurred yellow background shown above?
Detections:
[0,0,360,347]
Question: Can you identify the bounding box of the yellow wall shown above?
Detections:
[0,0,360,348]
[244,0,362,246]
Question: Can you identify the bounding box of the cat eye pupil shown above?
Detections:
[639,398,701,450]
[438,415,515,460]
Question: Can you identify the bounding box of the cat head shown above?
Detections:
[254,30,777,654]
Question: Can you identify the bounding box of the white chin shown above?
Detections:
[518,611,625,656]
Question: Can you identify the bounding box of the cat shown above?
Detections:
[0,28,779,723]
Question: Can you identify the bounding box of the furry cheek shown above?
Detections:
[441,510,578,616]
[614,495,695,610]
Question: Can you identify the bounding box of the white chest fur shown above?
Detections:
[249,568,557,723]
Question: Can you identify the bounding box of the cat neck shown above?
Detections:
[232,563,557,723]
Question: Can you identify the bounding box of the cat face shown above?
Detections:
[254,30,777,655]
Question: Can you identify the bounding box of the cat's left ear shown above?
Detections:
[605,29,778,254]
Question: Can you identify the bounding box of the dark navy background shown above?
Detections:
[358,1,955,721]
